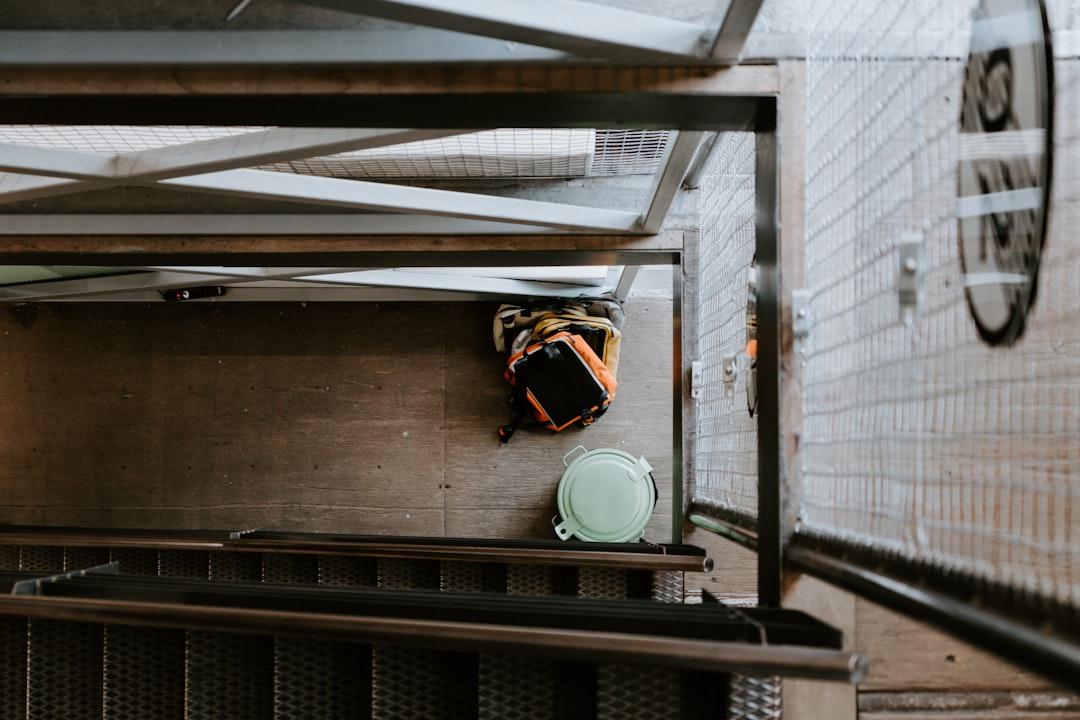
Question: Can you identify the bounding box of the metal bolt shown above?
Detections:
[903,256,918,274]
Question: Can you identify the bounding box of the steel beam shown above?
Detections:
[0,215,576,236]
[114,128,475,180]
[0,30,574,66]
[755,125,782,609]
[0,143,114,180]
[639,131,706,234]
[279,269,615,298]
[613,266,641,302]
[291,0,710,62]
[159,169,642,232]
[0,129,477,203]
[0,173,111,205]
[706,0,767,63]
[0,267,356,302]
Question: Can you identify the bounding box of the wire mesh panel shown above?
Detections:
[799,0,1080,613]
[692,132,759,525]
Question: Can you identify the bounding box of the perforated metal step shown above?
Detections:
[274,637,371,720]
[27,619,103,720]
[185,631,274,720]
[103,625,185,720]
[0,618,27,719]
[372,646,477,720]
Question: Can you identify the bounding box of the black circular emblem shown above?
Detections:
[957,0,1053,346]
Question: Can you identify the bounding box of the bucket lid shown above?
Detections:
[554,447,655,542]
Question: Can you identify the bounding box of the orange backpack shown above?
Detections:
[498,331,617,443]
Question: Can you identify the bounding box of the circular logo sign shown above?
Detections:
[957,0,1053,346]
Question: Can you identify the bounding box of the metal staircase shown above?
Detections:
[0,527,863,719]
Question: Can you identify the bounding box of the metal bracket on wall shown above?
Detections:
[791,288,810,355]
[691,360,704,400]
[722,354,737,397]
[897,233,925,320]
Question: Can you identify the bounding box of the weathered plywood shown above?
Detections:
[0,65,779,97]
[856,599,1057,692]
[681,525,757,604]
[858,690,1080,719]
[0,297,674,542]
[0,302,449,535]
[783,574,857,720]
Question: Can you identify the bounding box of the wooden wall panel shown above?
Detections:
[856,599,1057,693]
[858,690,1080,719]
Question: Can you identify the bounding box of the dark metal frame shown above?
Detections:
[0,567,864,682]
[0,525,713,572]
[787,535,1080,691]
[0,79,783,568]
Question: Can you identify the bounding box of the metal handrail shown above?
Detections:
[0,593,866,683]
[0,526,712,572]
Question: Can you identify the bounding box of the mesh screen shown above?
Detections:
[799,0,1080,607]
[0,125,257,151]
[0,126,667,178]
[692,132,759,521]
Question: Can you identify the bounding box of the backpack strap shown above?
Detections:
[498,352,532,443]
[498,405,527,443]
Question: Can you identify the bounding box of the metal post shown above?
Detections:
[672,258,684,545]
[755,121,782,608]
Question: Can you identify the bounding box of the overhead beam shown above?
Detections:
[0,266,362,302]
[277,268,613,297]
[24,287,554,303]
[0,66,779,133]
[0,131,474,183]
[115,128,475,180]
[0,30,575,66]
[159,169,642,233]
[0,173,112,204]
[639,131,706,234]
[0,65,778,99]
[0,270,245,301]
[292,0,710,62]
[613,265,642,302]
[0,144,114,181]
[0,231,684,266]
[706,0,767,63]
[0,129,477,203]
[0,215,579,236]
